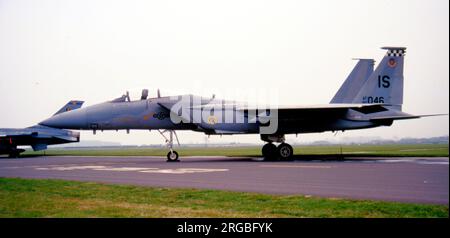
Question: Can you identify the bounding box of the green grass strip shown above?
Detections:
[0,178,447,218]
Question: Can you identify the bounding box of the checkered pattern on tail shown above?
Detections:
[386,49,406,57]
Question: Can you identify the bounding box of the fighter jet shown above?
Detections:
[39,47,442,161]
[0,101,83,157]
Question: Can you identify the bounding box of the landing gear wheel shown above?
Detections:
[277,143,294,160]
[159,130,181,162]
[262,143,277,161]
[166,151,179,162]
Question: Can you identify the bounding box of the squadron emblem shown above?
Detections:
[388,58,397,68]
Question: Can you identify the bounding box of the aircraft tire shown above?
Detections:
[166,151,179,162]
[262,143,277,161]
[277,143,294,160]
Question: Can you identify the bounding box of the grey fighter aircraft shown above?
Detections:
[39,47,442,161]
[0,101,83,157]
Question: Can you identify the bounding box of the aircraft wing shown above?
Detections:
[158,101,445,123]
[0,126,80,150]
[0,130,37,138]
[0,130,75,140]
[159,102,391,119]
[187,103,389,113]
[158,102,395,127]
[247,106,446,122]
[236,103,389,111]
[243,104,392,122]
[0,128,51,139]
[236,104,391,121]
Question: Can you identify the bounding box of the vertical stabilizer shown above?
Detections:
[53,101,84,116]
[331,58,374,103]
[352,47,406,111]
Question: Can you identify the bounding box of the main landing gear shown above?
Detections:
[158,130,180,162]
[261,135,294,161]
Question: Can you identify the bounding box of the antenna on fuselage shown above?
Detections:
[157,89,161,98]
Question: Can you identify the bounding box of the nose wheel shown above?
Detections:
[167,150,179,161]
[158,130,180,162]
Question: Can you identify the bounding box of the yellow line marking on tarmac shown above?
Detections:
[260,165,333,169]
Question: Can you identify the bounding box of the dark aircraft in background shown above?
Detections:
[39,47,443,161]
[0,101,83,157]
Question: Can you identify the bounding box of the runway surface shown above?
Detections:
[0,156,448,205]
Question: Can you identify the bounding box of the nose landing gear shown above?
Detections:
[158,130,180,162]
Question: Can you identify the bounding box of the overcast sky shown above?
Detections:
[0,0,448,145]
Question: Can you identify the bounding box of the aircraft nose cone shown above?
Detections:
[40,110,87,129]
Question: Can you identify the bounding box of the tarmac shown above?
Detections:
[0,155,448,204]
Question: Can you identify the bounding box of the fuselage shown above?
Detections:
[39,94,384,135]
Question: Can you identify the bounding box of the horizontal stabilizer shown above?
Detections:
[370,113,447,121]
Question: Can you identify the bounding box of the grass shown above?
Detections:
[0,177,447,218]
[22,144,449,157]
